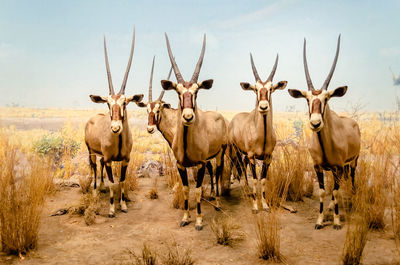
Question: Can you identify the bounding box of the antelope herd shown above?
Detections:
[85,27,361,231]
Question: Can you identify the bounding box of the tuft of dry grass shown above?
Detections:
[70,192,99,225]
[254,210,283,262]
[79,175,92,194]
[210,216,245,246]
[148,178,159,200]
[130,243,158,265]
[0,135,54,255]
[162,240,195,265]
[341,175,369,265]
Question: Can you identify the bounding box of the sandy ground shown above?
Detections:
[0,175,398,265]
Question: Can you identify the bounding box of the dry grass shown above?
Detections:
[162,240,195,265]
[79,175,92,194]
[70,192,99,225]
[130,243,158,265]
[210,216,245,246]
[255,210,283,262]
[162,147,185,209]
[0,134,54,255]
[341,176,369,265]
[148,178,159,200]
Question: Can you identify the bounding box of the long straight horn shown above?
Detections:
[119,27,135,95]
[322,34,341,90]
[104,36,115,95]
[303,38,315,91]
[148,56,155,102]
[190,34,206,84]
[158,65,173,101]
[165,33,184,84]
[267,54,279,82]
[250,53,261,82]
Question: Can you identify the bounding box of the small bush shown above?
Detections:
[70,193,99,225]
[210,216,244,246]
[33,133,80,164]
[79,175,92,194]
[255,211,283,262]
[131,243,157,265]
[162,240,194,265]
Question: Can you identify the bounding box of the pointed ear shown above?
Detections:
[198,79,213,90]
[240,82,255,91]
[288,89,307,99]
[161,80,177,90]
[126,94,144,106]
[162,102,171,109]
[90,95,108,103]
[272,81,288,92]
[137,102,147,108]
[329,86,347,98]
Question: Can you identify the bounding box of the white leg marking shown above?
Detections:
[252,178,259,213]
[120,182,127,213]
[260,178,269,211]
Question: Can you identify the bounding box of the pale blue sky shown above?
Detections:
[0,0,399,111]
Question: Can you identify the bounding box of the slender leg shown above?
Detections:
[315,165,325,229]
[195,163,206,231]
[215,148,226,211]
[260,157,271,212]
[243,155,250,186]
[250,158,259,214]
[178,165,190,227]
[351,156,358,194]
[120,160,128,213]
[99,157,106,192]
[105,162,115,218]
[206,161,215,199]
[332,167,343,230]
[89,153,97,195]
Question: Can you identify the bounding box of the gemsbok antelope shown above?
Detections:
[288,35,360,229]
[229,53,287,213]
[85,28,144,217]
[138,58,217,197]
[160,33,228,230]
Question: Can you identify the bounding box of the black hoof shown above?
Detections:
[108,213,115,218]
[195,225,203,231]
[121,209,128,213]
[180,221,189,227]
[252,209,258,214]
[315,224,323,230]
[209,196,216,201]
[214,206,221,211]
[333,224,342,230]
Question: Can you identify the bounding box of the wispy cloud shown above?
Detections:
[216,1,288,30]
[380,47,400,56]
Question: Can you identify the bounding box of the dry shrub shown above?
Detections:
[210,216,245,246]
[70,193,99,225]
[163,148,184,209]
[148,178,159,200]
[162,240,194,265]
[131,243,157,265]
[393,177,400,256]
[0,136,54,255]
[126,153,141,192]
[172,181,185,210]
[267,136,310,204]
[220,157,232,196]
[342,174,369,265]
[255,210,283,262]
[79,175,92,194]
[163,147,180,189]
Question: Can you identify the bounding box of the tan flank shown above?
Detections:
[84,27,144,218]
[229,53,288,213]
[160,33,228,231]
[288,35,361,230]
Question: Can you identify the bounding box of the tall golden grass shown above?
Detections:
[0,132,54,255]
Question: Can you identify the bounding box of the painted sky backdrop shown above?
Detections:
[0,0,399,112]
